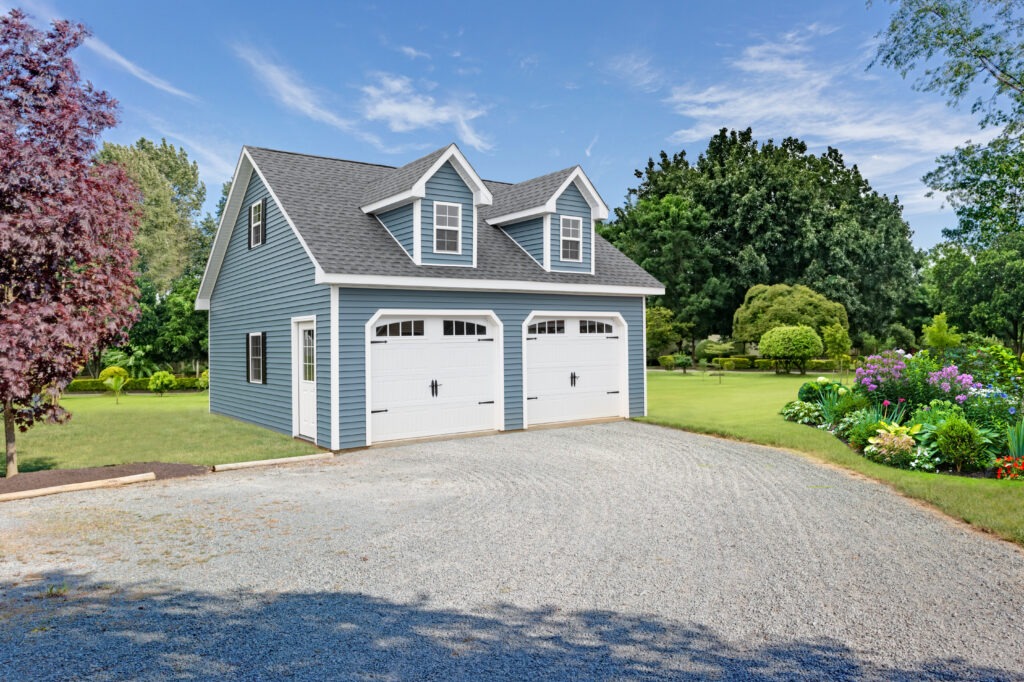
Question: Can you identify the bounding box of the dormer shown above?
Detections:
[485,166,608,274]
[360,144,492,267]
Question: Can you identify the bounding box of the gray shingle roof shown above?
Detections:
[358,146,449,207]
[482,166,576,220]
[245,146,662,290]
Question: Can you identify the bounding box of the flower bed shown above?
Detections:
[782,346,1024,477]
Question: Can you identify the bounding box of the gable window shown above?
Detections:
[246,332,266,384]
[433,202,462,254]
[527,320,565,335]
[580,320,613,334]
[560,216,582,262]
[375,320,425,337]
[249,199,266,249]
[443,320,486,336]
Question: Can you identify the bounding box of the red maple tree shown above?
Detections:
[0,10,139,477]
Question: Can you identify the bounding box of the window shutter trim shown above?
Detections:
[245,334,251,381]
[261,332,268,385]
[247,205,253,250]
[260,197,268,245]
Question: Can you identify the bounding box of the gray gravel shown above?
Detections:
[1,421,1023,680]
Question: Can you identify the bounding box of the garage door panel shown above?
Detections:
[369,315,500,443]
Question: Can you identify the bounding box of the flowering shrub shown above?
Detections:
[995,456,1024,480]
[927,364,982,403]
[864,429,917,468]
[908,448,941,472]
[855,350,909,393]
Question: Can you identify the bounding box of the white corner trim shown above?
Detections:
[520,310,629,429]
[413,199,422,264]
[363,308,505,447]
[196,148,326,310]
[314,271,663,296]
[472,205,478,268]
[590,219,596,275]
[330,286,340,450]
[543,214,552,271]
[642,297,648,417]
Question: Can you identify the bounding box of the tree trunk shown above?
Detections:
[4,399,17,478]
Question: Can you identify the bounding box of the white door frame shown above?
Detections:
[521,311,629,429]
[364,308,505,446]
[291,315,317,442]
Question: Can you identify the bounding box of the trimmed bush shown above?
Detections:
[759,325,823,374]
[754,359,773,370]
[727,357,752,370]
[67,379,106,392]
[722,360,736,370]
[807,359,837,371]
[98,366,128,381]
[936,414,991,473]
[658,355,677,371]
[148,371,177,396]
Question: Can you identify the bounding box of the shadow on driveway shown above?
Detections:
[0,572,1014,680]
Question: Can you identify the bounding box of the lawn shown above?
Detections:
[1,392,319,476]
[643,370,1024,546]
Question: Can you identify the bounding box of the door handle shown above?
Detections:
[429,379,442,397]
[570,371,580,387]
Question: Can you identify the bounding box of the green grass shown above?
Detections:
[643,370,1024,546]
[2,392,318,476]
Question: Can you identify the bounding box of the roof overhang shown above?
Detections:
[314,271,664,297]
[486,166,610,226]
[360,143,493,215]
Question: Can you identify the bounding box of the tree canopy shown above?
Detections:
[732,284,848,344]
[601,128,918,340]
[0,10,139,476]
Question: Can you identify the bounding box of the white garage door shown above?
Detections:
[369,315,501,443]
[525,315,626,426]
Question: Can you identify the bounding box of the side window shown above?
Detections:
[247,332,266,384]
[375,320,425,337]
[443,320,486,336]
[560,216,581,262]
[433,202,461,254]
[249,199,266,249]
[527,320,565,335]
[580,320,613,334]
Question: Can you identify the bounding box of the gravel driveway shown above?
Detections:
[1,421,1023,680]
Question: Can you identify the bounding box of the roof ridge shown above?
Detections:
[245,145,398,170]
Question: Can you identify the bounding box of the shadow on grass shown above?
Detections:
[0,572,1013,681]
[0,456,57,476]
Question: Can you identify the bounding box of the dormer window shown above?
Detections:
[249,200,265,248]
[560,216,582,262]
[434,202,461,254]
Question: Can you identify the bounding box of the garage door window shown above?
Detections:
[580,320,613,334]
[443,320,487,336]
[527,320,565,335]
[375,320,425,337]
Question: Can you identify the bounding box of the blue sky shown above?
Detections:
[5,0,990,248]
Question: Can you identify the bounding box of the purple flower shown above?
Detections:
[1011,407,1018,416]
[955,394,968,404]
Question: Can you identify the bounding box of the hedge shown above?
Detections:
[711,357,752,370]
[67,376,204,392]
[806,359,837,371]
[754,359,774,370]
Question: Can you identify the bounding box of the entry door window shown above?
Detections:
[302,328,315,381]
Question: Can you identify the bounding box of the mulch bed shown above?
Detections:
[0,462,208,495]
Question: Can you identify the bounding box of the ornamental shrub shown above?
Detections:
[864,430,917,468]
[754,359,773,370]
[847,413,883,451]
[807,359,837,371]
[148,371,177,396]
[780,400,824,426]
[673,355,693,372]
[935,415,990,473]
[658,355,676,371]
[759,325,823,374]
[98,366,129,382]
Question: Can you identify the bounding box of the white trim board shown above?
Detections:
[316,272,663,296]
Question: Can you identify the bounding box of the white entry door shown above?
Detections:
[525,316,626,426]
[297,320,317,440]
[369,315,501,443]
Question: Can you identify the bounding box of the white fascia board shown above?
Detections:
[551,167,609,221]
[360,189,420,215]
[314,271,664,296]
[414,144,493,206]
[485,206,550,226]
[195,147,326,311]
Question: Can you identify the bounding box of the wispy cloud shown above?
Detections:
[585,134,599,157]
[606,52,663,93]
[360,73,492,151]
[85,37,197,101]
[138,112,236,180]
[663,25,986,205]
[399,45,430,60]
[233,45,385,149]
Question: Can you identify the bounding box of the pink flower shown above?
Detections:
[882,400,891,407]
[898,398,905,403]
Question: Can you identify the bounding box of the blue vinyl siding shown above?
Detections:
[421,162,474,266]
[208,170,331,445]
[337,289,645,448]
[551,182,592,273]
[377,203,414,258]
[501,217,544,266]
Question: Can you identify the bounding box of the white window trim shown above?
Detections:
[249,202,263,248]
[248,332,263,384]
[433,201,462,255]
[560,216,583,262]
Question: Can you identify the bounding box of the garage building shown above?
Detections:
[196,144,664,449]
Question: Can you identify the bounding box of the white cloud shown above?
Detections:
[607,52,663,93]
[585,134,599,157]
[663,25,987,199]
[142,117,236,180]
[233,46,384,149]
[360,73,492,151]
[399,45,430,60]
[85,37,197,101]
